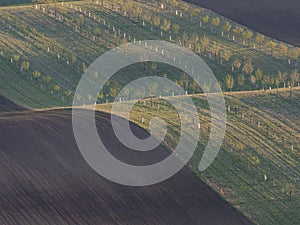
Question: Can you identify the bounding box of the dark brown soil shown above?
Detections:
[185,0,300,47]
[0,109,253,225]
[0,95,25,112]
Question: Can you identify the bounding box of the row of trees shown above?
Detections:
[150,0,300,65]
[94,67,299,102]
[47,0,298,67]
[3,0,300,104]
[7,53,76,101]
[58,0,297,82]
[9,51,124,103]
[2,7,114,103]
[12,54,298,104]
[225,69,299,100]
[103,0,300,65]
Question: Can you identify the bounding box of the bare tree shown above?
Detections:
[289,48,300,63]
[242,61,254,75]
[12,54,20,65]
[31,0,38,7]
[250,75,256,90]
[171,24,180,36]
[42,75,51,87]
[180,2,189,13]
[211,41,221,59]
[201,15,209,29]
[32,70,41,81]
[233,58,241,70]
[267,40,277,56]
[250,156,260,170]
[262,74,271,90]
[233,26,244,38]
[285,183,295,201]
[190,33,200,51]
[77,15,84,32]
[41,0,54,13]
[200,35,210,54]
[153,15,161,30]
[160,19,171,33]
[279,44,288,58]
[171,0,179,9]
[70,52,77,65]
[275,74,281,96]
[255,34,264,50]
[191,8,201,20]
[21,61,30,73]
[242,30,253,45]
[134,6,143,21]
[182,31,188,46]
[222,21,232,38]
[238,74,245,86]
[221,49,232,64]
[289,69,299,101]
[255,69,263,89]
[225,74,234,92]
[211,17,220,33]
[64,90,73,98]
[53,84,61,93]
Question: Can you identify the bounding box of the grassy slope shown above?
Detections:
[0,1,157,107]
[1,1,300,224]
[97,88,300,225]
[0,0,298,108]
[0,59,62,108]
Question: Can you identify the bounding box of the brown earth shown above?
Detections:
[185,0,300,47]
[0,95,25,112]
[0,108,253,225]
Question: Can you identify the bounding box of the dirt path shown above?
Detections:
[185,0,300,47]
[0,109,252,225]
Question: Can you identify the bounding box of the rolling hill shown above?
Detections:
[1,0,300,224]
[97,88,300,224]
[0,0,299,108]
[185,0,300,47]
[1,88,299,224]
[0,103,252,225]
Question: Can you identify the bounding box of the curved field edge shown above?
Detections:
[0,1,299,223]
[0,109,252,225]
[97,88,300,225]
[184,0,300,47]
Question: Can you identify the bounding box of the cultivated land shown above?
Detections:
[1,89,299,224]
[1,0,300,224]
[0,95,25,112]
[185,0,300,47]
[0,103,252,225]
